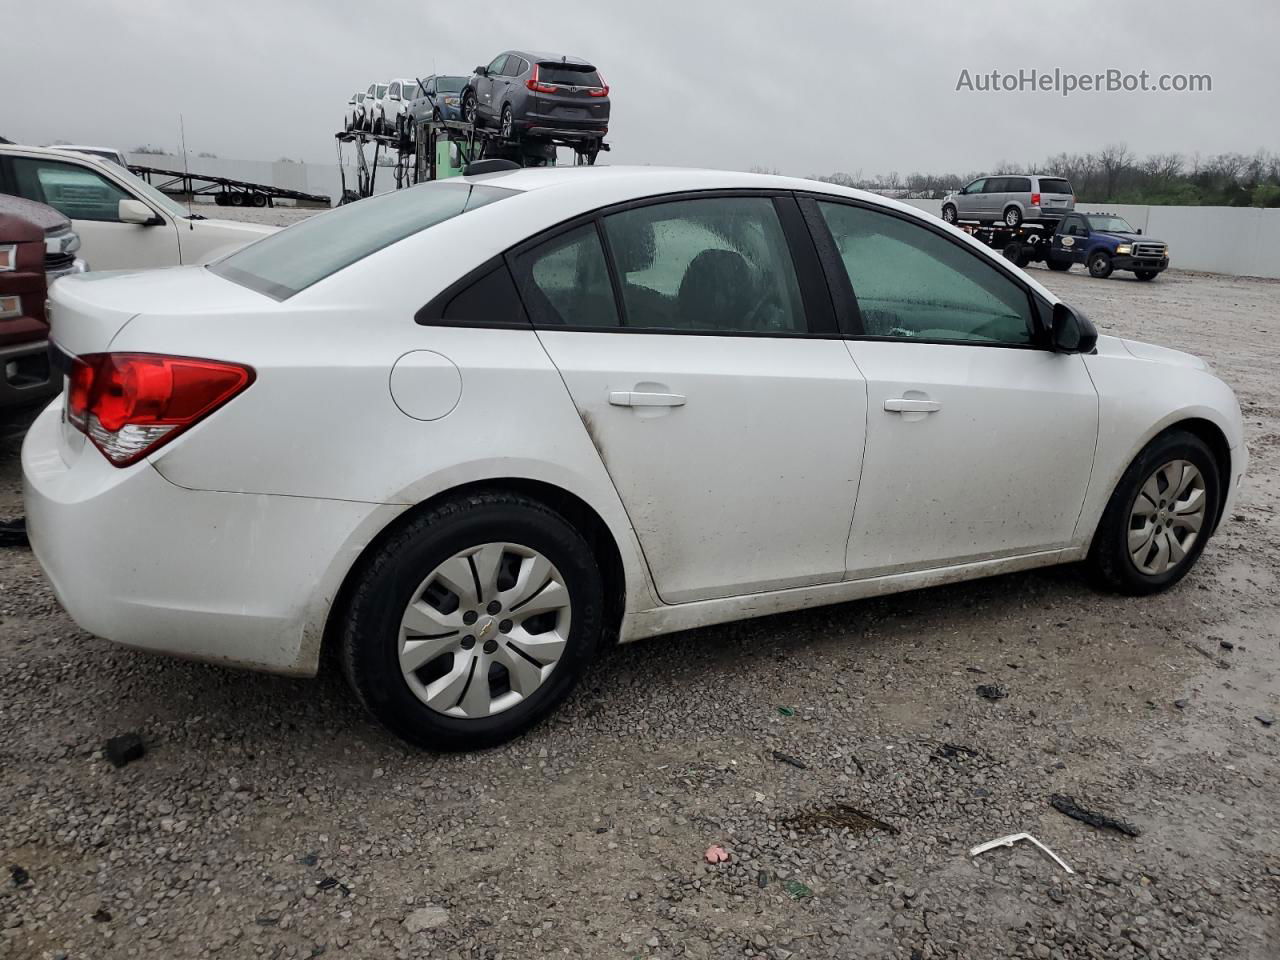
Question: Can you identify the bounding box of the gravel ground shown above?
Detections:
[1,237,1277,959]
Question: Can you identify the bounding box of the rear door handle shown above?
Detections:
[884,398,941,413]
[609,391,686,408]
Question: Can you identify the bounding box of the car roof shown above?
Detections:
[508,50,595,67]
[0,143,118,167]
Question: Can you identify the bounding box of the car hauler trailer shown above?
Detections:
[334,114,608,203]
[128,165,330,208]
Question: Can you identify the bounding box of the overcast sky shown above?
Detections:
[6,0,1276,175]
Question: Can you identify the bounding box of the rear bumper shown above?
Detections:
[1113,255,1169,273]
[1,338,59,411]
[21,401,399,675]
[518,117,607,141]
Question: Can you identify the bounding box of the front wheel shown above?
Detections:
[1087,251,1114,279]
[1087,430,1220,595]
[462,90,479,125]
[500,104,515,138]
[1135,270,1159,281]
[342,492,605,750]
[942,204,958,224]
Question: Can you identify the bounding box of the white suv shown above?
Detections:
[0,144,276,271]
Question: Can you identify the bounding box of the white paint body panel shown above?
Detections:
[21,167,1247,677]
[538,331,868,602]
[843,341,1098,575]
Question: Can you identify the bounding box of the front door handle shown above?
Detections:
[609,390,686,408]
[884,398,941,413]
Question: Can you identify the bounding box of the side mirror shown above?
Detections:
[118,198,159,225]
[1050,302,1098,354]
[475,66,487,76]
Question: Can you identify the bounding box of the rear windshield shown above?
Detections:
[1038,178,1073,195]
[537,63,603,87]
[210,182,517,300]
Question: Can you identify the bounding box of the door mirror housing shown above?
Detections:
[1050,302,1098,354]
[118,198,160,225]
[475,66,488,76]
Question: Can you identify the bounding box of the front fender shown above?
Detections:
[1074,345,1245,548]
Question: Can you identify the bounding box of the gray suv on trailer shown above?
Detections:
[942,175,1075,228]
[462,51,610,148]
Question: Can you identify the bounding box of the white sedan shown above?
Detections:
[22,167,1246,749]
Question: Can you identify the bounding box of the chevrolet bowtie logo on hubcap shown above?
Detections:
[477,618,497,640]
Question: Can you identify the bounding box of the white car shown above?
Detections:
[0,144,276,271]
[55,144,130,168]
[23,167,1246,750]
[362,81,390,132]
[344,91,369,132]
[382,78,422,136]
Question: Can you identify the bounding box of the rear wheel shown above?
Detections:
[1087,430,1220,595]
[1002,241,1030,268]
[1135,270,1159,281]
[1003,205,1023,228]
[1087,251,1114,279]
[342,492,605,750]
[942,204,958,224]
[1046,258,1072,272]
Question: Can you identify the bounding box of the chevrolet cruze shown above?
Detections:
[22,167,1246,749]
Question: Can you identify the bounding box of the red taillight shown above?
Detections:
[66,353,254,467]
[589,74,609,97]
[526,65,558,95]
[1030,192,1041,206]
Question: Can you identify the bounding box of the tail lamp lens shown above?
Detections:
[1030,192,1041,206]
[65,353,254,466]
[526,65,558,95]
[589,75,609,97]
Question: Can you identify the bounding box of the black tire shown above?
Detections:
[500,104,514,139]
[342,492,605,750]
[1135,270,1159,281]
[229,192,245,207]
[1003,205,1023,228]
[1002,241,1030,268]
[462,89,479,126]
[1087,251,1114,279]
[214,193,229,207]
[1087,429,1221,595]
[942,204,958,224]
[1046,258,1072,272]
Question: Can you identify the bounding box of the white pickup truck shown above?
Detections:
[0,144,276,271]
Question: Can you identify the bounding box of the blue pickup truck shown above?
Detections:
[1000,212,1171,281]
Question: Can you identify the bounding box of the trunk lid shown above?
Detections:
[48,265,271,357]
[533,61,610,123]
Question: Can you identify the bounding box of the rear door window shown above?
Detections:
[601,196,807,334]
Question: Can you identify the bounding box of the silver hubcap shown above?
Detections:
[1128,460,1207,575]
[1006,210,1018,225]
[398,543,571,718]
[502,111,512,136]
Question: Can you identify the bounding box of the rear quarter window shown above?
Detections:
[210,182,517,300]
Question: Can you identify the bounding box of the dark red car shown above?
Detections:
[0,194,84,416]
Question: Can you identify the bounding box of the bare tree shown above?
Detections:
[1097,143,1133,200]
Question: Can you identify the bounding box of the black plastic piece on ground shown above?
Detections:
[103,733,146,769]
[0,517,27,548]
[10,865,30,887]
[975,684,1008,701]
[1049,793,1142,837]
